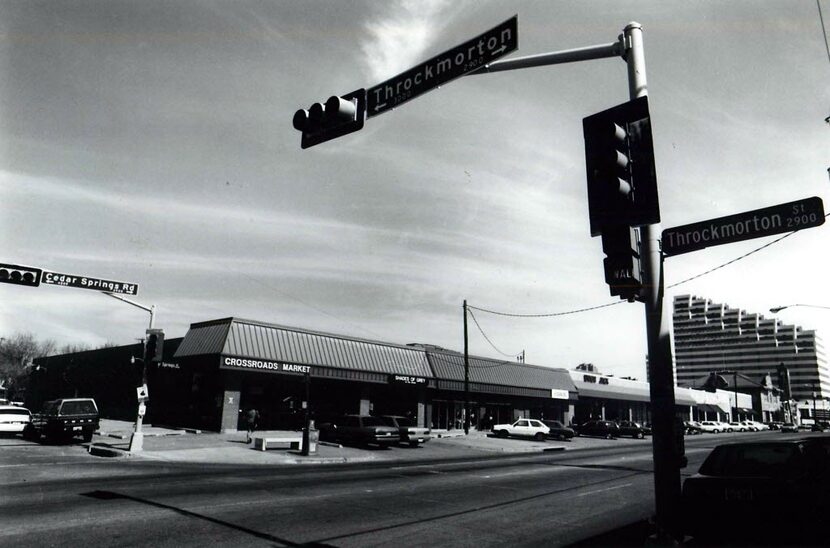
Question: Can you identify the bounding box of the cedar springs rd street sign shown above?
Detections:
[40,270,139,295]
[366,15,518,118]
[662,196,825,257]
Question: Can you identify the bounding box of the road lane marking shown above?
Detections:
[575,483,632,497]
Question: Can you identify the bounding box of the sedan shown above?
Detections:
[617,421,649,439]
[491,418,549,441]
[780,422,799,433]
[541,420,575,441]
[574,420,619,439]
[698,421,722,433]
[0,405,31,435]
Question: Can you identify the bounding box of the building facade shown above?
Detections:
[673,295,829,403]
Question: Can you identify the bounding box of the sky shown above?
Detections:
[1,1,828,380]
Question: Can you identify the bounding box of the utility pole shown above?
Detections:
[463,300,470,435]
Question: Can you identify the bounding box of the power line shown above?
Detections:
[471,215,829,318]
[467,307,522,358]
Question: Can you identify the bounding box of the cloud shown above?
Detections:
[360,0,469,82]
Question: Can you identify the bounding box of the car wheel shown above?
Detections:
[82,429,93,443]
[534,432,545,441]
[605,433,613,440]
[498,430,509,438]
[636,432,645,439]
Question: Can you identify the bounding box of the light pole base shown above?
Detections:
[129,432,144,452]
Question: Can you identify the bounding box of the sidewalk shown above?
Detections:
[88,420,585,465]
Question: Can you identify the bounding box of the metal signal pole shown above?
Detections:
[624,22,682,541]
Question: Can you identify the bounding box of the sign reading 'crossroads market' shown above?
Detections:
[367,15,517,118]
[661,196,825,257]
[222,356,312,375]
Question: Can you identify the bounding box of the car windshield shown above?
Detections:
[60,400,97,415]
[700,443,806,478]
[361,417,385,427]
[395,417,416,427]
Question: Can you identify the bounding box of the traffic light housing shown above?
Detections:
[583,96,659,237]
[293,88,366,149]
[0,263,42,287]
[601,225,642,301]
[145,329,164,363]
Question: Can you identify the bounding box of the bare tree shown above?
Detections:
[0,332,57,400]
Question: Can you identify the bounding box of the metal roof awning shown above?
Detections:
[696,404,722,414]
[576,382,651,403]
[426,350,577,399]
[174,317,433,379]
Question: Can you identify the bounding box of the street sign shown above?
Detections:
[136,384,149,402]
[367,15,518,118]
[41,270,138,295]
[662,196,825,257]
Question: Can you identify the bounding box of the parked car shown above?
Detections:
[574,420,619,439]
[766,421,783,430]
[617,421,649,439]
[739,420,759,432]
[684,421,703,435]
[746,420,770,431]
[812,421,830,432]
[698,421,722,433]
[728,422,747,432]
[23,398,99,443]
[780,422,800,433]
[379,415,431,447]
[491,418,549,441]
[541,420,575,441]
[317,415,400,448]
[682,439,830,543]
[0,405,31,435]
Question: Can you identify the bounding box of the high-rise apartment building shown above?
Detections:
[672,295,829,402]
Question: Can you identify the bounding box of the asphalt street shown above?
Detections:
[0,431,787,547]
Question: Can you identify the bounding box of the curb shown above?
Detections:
[88,444,130,458]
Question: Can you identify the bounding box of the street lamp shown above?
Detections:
[770,304,830,314]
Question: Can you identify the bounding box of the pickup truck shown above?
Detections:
[23,398,99,443]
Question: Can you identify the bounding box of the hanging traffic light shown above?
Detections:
[583,96,659,237]
[145,329,164,363]
[0,263,42,287]
[293,88,366,149]
[601,225,642,301]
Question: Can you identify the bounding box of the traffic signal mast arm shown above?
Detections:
[469,39,623,74]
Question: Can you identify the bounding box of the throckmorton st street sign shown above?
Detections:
[662,196,825,257]
[366,15,518,118]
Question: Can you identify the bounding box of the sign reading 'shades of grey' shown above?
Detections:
[367,15,518,118]
[662,196,825,257]
[41,270,139,295]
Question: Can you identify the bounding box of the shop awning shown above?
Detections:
[696,404,722,414]
[426,350,577,400]
[175,317,433,379]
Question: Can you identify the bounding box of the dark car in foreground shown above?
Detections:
[574,420,619,439]
[541,420,575,441]
[23,398,99,443]
[681,438,830,543]
[379,415,431,447]
[318,415,400,448]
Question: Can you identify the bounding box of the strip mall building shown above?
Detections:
[29,316,764,432]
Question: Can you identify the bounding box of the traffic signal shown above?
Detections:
[0,263,42,287]
[293,88,366,149]
[145,329,164,363]
[583,96,659,237]
[601,225,642,301]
